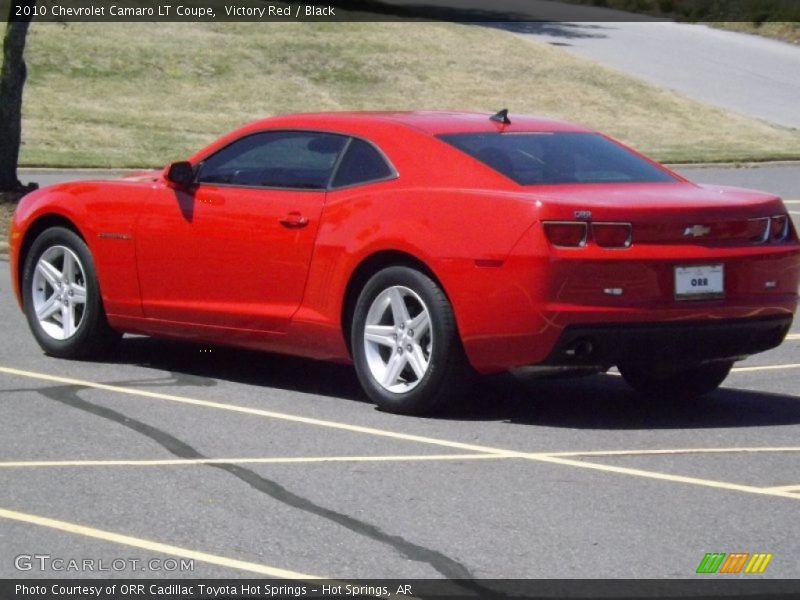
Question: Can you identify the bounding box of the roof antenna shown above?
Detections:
[490,108,511,125]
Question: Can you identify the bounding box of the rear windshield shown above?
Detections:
[438,132,676,185]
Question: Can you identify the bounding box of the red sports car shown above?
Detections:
[9,110,800,414]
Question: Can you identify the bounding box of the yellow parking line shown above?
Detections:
[0,365,511,457]
[731,363,800,373]
[1,365,799,502]
[0,506,322,578]
[3,447,796,466]
[764,485,800,493]
[532,455,800,500]
[785,333,800,340]
[607,363,800,374]
[0,453,515,468]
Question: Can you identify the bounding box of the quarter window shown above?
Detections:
[197,131,347,189]
[332,138,394,188]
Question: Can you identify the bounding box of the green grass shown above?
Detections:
[17,21,800,168]
[712,21,800,45]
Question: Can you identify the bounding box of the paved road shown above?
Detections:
[381,0,800,128]
[676,163,800,199]
[511,20,800,129]
[0,262,799,580]
[18,169,130,188]
[1,167,799,582]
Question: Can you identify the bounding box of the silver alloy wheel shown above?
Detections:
[363,285,433,393]
[31,245,88,340]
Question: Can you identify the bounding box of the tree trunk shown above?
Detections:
[0,3,34,192]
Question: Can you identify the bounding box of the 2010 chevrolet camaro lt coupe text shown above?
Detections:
[9,111,800,414]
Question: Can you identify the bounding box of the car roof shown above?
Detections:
[245,110,593,136]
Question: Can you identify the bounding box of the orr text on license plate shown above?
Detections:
[674,264,724,300]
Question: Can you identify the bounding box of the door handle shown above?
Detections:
[280,212,309,229]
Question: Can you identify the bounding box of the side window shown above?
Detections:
[197,131,347,189]
[332,138,394,188]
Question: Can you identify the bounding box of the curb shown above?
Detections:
[670,160,800,169]
[18,168,131,175]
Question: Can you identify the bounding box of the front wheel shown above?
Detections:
[619,360,734,401]
[22,226,121,358]
[351,266,472,415]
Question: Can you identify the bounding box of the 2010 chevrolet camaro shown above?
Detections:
[9,111,800,414]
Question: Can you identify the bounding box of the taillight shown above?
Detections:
[543,222,587,247]
[747,217,770,243]
[591,222,632,248]
[749,215,790,244]
[770,215,789,242]
[543,221,634,248]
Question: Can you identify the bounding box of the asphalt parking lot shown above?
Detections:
[0,170,799,582]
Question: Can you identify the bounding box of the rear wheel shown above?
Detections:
[22,226,120,358]
[619,360,734,401]
[351,266,472,415]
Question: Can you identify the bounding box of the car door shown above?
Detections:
[135,130,348,333]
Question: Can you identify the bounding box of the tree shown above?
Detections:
[0,1,34,192]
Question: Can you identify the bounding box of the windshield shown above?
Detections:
[438,132,677,185]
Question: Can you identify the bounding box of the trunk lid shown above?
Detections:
[530,182,789,246]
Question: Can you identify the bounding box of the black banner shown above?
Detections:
[2,0,800,23]
[3,579,800,600]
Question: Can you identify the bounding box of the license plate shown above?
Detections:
[674,264,724,299]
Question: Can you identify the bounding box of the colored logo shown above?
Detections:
[696,552,773,574]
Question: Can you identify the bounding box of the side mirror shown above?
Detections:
[165,161,195,188]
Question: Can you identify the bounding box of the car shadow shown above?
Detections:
[325,0,541,24]
[320,1,624,41]
[93,336,800,430]
[478,21,611,40]
[99,335,367,402]
[451,371,800,430]
[324,0,634,36]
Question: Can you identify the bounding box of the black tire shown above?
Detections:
[351,266,472,415]
[22,226,121,359]
[619,360,734,401]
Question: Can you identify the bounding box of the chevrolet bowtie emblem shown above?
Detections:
[684,225,711,237]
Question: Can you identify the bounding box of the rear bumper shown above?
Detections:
[541,315,793,368]
[452,232,800,373]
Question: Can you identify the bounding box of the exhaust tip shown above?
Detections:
[564,338,594,359]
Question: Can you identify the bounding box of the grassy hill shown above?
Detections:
[19,21,800,167]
